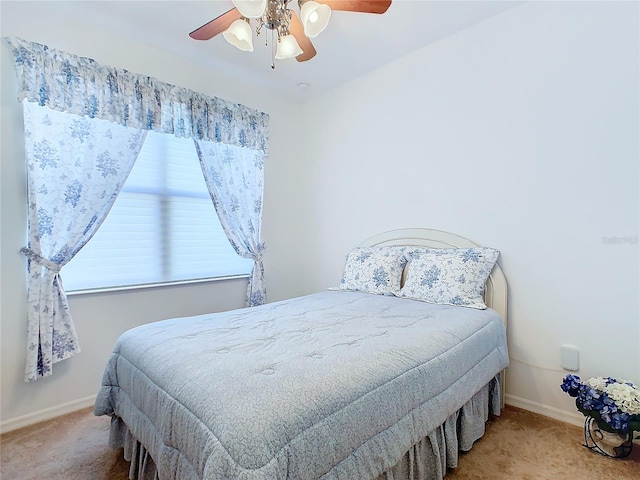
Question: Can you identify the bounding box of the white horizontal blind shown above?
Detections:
[63,131,253,291]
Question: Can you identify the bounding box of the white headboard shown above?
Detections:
[359,228,507,324]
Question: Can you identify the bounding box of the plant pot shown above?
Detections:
[583,417,633,458]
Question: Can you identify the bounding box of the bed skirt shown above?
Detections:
[376,375,501,480]
[110,376,501,480]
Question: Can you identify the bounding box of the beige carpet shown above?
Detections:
[1,406,638,479]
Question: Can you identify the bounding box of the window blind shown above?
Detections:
[62,131,252,291]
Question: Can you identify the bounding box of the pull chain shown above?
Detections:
[271,29,276,69]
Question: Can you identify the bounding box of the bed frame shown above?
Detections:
[360,228,508,403]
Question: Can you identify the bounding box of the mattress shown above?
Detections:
[95,290,509,479]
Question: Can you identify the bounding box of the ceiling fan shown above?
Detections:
[189,0,392,67]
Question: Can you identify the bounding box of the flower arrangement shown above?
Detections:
[561,374,640,434]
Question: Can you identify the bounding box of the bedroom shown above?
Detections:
[0,0,638,477]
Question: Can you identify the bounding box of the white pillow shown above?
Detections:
[399,248,499,309]
[338,246,407,295]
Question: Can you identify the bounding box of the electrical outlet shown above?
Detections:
[561,345,579,371]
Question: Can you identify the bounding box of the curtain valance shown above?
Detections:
[5,37,269,153]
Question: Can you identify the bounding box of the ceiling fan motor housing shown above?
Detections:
[264,0,291,30]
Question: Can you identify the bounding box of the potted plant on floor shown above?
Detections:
[561,374,640,458]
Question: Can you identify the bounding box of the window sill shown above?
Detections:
[65,275,250,296]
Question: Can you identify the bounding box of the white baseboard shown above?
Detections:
[0,394,97,435]
[505,394,640,445]
[505,394,584,427]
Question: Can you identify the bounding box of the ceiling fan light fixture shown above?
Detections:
[190,0,393,66]
[275,34,303,59]
[231,0,267,19]
[223,18,254,51]
[299,0,331,38]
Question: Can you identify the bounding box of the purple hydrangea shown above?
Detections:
[560,374,582,397]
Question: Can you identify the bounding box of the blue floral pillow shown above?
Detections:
[338,246,408,295]
[399,248,499,309]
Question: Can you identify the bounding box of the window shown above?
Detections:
[62,131,253,291]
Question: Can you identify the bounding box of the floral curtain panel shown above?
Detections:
[195,141,266,306]
[6,37,270,381]
[21,102,146,381]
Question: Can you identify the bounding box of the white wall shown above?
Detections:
[297,1,639,423]
[0,2,307,430]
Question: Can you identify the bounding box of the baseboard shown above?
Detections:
[0,394,97,435]
[505,394,640,445]
[505,394,584,427]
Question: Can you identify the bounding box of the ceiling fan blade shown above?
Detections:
[290,12,317,62]
[320,0,392,14]
[189,8,242,40]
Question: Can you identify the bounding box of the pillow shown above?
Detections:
[338,246,408,295]
[399,247,499,309]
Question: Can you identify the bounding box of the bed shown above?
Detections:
[94,228,509,480]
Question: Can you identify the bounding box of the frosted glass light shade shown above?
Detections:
[300,1,331,38]
[275,34,303,59]
[232,0,267,19]
[223,19,254,51]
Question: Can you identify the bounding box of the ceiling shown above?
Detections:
[24,1,521,100]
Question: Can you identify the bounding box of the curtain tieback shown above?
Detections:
[253,243,266,262]
[20,247,61,273]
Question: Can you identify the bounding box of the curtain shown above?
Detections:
[21,102,146,381]
[6,36,270,380]
[195,141,266,306]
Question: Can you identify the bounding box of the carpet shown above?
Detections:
[1,406,638,479]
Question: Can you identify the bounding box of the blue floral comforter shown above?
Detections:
[94,291,508,479]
